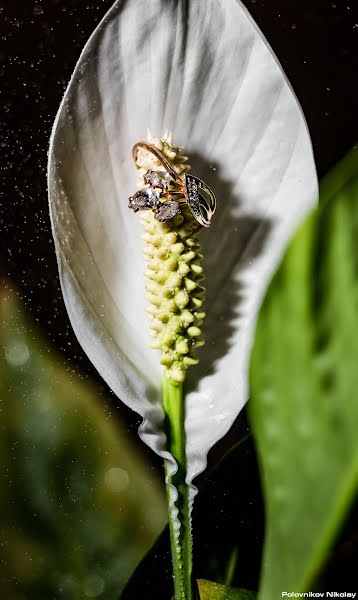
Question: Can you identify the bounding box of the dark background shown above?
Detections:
[1,0,358,596]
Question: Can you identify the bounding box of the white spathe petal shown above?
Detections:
[48,0,318,495]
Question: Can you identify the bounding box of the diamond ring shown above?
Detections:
[128,142,216,228]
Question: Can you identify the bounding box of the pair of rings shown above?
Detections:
[128,142,216,228]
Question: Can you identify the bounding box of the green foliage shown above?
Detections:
[249,147,358,599]
[0,287,166,599]
[197,579,256,600]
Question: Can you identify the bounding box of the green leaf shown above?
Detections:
[0,286,166,599]
[249,147,358,599]
[197,579,256,600]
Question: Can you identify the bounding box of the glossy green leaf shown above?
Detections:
[249,147,358,599]
[0,286,166,599]
[197,579,256,600]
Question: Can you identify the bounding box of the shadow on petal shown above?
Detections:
[186,152,273,390]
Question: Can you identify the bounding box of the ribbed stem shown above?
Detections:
[163,374,193,600]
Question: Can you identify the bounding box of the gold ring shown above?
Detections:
[129,141,216,228]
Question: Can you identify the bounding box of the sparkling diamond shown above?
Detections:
[144,170,171,190]
[155,200,180,222]
[128,188,159,212]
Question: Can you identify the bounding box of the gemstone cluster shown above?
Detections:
[129,169,183,223]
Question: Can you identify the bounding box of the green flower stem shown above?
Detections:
[163,374,193,600]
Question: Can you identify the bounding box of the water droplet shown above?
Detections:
[104,467,130,493]
[5,340,30,367]
[33,4,43,15]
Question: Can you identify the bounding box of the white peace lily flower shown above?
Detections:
[48,0,317,507]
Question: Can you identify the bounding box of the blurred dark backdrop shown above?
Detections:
[1,0,358,596]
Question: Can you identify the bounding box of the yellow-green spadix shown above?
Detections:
[134,131,205,383]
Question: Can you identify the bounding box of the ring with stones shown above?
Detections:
[128,142,216,228]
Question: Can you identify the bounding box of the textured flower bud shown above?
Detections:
[135,131,206,382]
